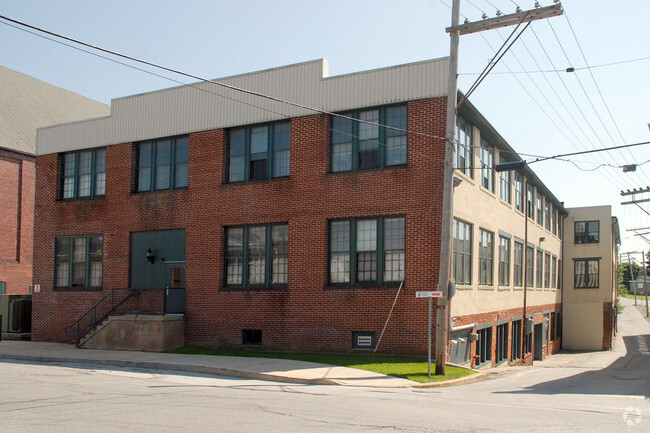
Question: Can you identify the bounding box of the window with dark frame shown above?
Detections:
[574,258,599,288]
[526,184,534,220]
[550,312,557,341]
[544,252,551,288]
[545,200,551,230]
[61,149,106,199]
[496,323,508,365]
[498,236,510,286]
[552,256,557,288]
[536,194,543,225]
[525,246,534,287]
[514,173,524,212]
[511,320,522,360]
[453,219,472,285]
[499,158,511,203]
[476,327,493,366]
[536,250,543,288]
[55,235,103,289]
[225,223,288,288]
[455,117,473,177]
[331,105,407,173]
[479,230,494,286]
[328,216,405,285]
[480,139,494,192]
[524,326,532,354]
[574,220,600,244]
[513,241,524,287]
[137,136,188,192]
[228,122,290,182]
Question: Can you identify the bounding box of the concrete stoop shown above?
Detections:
[79,314,184,352]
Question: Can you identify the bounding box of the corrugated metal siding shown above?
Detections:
[36,58,449,155]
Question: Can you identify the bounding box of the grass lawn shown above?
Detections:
[166,347,476,383]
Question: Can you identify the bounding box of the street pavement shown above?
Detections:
[0,296,648,390]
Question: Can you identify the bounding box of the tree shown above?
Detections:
[618,261,645,293]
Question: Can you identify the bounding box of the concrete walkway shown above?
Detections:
[0,340,424,387]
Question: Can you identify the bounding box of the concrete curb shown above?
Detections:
[0,352,483,388]
[411,371,487,388]
[0,354,338,386]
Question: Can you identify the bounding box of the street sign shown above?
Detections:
[416,291,443,298]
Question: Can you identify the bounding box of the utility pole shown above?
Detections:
[627,253,637,305]
[436,0,563,376]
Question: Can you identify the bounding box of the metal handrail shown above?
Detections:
[65,287,185,343]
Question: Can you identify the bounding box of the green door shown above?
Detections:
[130,229,185,313]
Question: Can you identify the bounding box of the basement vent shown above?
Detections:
[353,332,376,349]
[242,329,262,345]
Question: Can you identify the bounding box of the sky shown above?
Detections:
[1,0,649,258]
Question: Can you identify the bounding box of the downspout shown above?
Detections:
[560,212,567,350]
[521,176,528,363]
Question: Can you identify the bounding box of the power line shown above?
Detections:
[0,14,446,144]
[459,55,650,74]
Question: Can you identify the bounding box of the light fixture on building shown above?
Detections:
[146,248,155,264]
[539,237,546,244]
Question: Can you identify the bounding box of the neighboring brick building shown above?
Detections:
[31,58,573,363]
[0,66,108,295]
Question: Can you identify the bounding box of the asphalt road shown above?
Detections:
[0,298,647,433]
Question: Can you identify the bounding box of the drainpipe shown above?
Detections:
[560,213,567,350]
[522,177,528,363]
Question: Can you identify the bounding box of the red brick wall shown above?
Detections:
[451,302,561,367]
[0,149,35,295]
[32,98,456,353]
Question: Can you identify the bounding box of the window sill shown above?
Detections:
[453,169,475,185]
[133,187,188,195]
[324,283,403,291]
[328,164,408,176]
[54,287,103,292]
[497,286,511,291]
[478,285,495,291]
[224,176,290,186]
[221,285,288,292]
[57,196,106,202]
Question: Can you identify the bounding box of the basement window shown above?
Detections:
[353,332,376,349]
[242,329,262,345]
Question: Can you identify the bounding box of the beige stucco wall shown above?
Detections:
[562,303,604,350]
[452,125,562,318]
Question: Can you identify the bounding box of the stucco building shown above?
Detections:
[562,205,620,351]
[31,58,578,365]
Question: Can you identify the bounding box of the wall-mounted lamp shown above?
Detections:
[539,237,546,244]
[146,248,155,264]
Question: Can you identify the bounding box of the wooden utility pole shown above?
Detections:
[435,0,563,376]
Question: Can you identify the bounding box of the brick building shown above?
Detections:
[0,66,108,295]
[32,58,571,364]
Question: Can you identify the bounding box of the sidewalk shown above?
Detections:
[0,340,423,387]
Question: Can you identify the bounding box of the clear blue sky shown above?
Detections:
[1,0,649,256]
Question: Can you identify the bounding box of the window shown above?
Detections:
[479,230,494,285]
[544,252,551,288]
[513,241,524,287]
[524,324,532,355]
[453,219,472,285]
[137,137,188,191]
[552,207,558,235]
[329,216,405,285]
[55,235,103,289]
[496,323,508,365]
[536,194,543,224]
[514,173,524,212]
[331,105,406,172]
[480,139,494,192]
[526,183,534,219]
[476,326,492,366]
[499,159,511,203]
[550,312,557,341]
[525,246,534,287]
[574,258,599,288]
[228,122,290,182]
[545,200,551,230]
[225,223,288,288]
[511,320,522,360]
[536,250,543,288]
[498,236,510,286]
[455,117,473,177]
[61,149,106,199]
[574,220,599,244]
[557,259,562,289]
[552,256,557,288]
